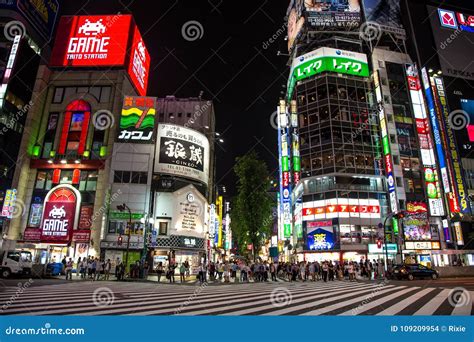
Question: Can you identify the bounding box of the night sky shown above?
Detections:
[59,0,289,195]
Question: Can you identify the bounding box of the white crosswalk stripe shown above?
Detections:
[0,280,471,316]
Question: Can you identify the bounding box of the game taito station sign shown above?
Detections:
[287,47,369,100]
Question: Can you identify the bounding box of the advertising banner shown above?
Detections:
[118,96,156,143]
[127,25,150,96]
[305,220,335,251]
[429,6,474,80]
[432,76,470,215]
[155,124,210,185]
[22,227,41,241]
[304,0,361,30]
[287,0,305,52]
[1,189,17,219]
[72,230,91,243]
[287,47,369,100]
[50,14,150,95]
[40,202,76,243]
[50,15,133,67]
[406,64,444,216]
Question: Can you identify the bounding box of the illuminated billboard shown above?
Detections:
[428,6,474,80]
[303,198,381,220]
[304,0,361,30]
[287,47,369,100]
[118,96,156,143]
[155,124,210,185]
[305,220,335,251]
[127,25,150,96]
[50,15,150,96]
[287,0,305,52]
[405,64,444,216]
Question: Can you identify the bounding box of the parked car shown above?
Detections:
[392,263,439,280]
[0,250,33,278]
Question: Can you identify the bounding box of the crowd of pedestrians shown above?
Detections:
[58,256,390,283]
[61,256,114,281]
[192,258,389,284]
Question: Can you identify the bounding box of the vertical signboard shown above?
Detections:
[117,96,156,143]
[454,222,464,245]
[1,189,17,218]
[127,25,150,96]
[40,185,80,243]
[278,100,292,238]
[406,64,444,216]
[431,76,470,215]
[216,196,223,248]
[374,71,398,213]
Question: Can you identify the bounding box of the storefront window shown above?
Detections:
[35,170,53,190]
[60,170,73,184]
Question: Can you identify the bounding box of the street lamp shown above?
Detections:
[117,203,132,276]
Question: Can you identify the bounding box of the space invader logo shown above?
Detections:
[78,19,106,36]
[438,9,457,29]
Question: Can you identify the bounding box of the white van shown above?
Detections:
[0,250,33,278]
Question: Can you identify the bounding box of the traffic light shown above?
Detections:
[377,239,382,249]
[396,211,406,219]
[117,234,123,246]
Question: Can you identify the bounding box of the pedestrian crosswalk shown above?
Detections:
[0,280,472,316]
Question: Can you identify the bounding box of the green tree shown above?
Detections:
[231,151,273,260]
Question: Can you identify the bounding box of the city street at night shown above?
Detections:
[0,0,473,341]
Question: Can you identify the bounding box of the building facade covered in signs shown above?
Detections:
[0,13,217,273]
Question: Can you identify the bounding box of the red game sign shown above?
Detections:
[50,15,133,67]
[40,201,77,243]
[50,15,149,96]
[127,25,150,96]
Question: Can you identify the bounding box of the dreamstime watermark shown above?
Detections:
[351,278,389,315]
[92,287,115,307]
[0,101,34,136]
[359,21,382,43]
[1,279,34,312]
[4,20,26,41]
[439,28,462,50]
[448,287,471,308]
[262,21,287,50]
[184,101,212,128]
[269,110,279,130]
[447,109,470,130]
[174,281,208,314]
[92,109,115,130]
[181,21,204,41]
[5,323,85,336]
[270,287,292,307]
[88,189,122,225]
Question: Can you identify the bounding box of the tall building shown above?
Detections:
[5,14,151,264]
[105,96,215,272]
[0,1,60,235]
[280,0,387,264]
[400,0,474,264]
[278,0,474,267]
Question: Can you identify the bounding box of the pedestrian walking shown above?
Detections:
[65,258,73,280]
[156,262,164,283]
[179,263,186,283]
[105,259,112,280]
[322,261,328,282]
[270,263,277,281]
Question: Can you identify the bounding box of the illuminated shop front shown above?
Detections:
[6,13,151,259]
[17,184,91,264]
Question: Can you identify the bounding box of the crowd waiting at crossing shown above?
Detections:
[58,256,390,283]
